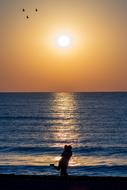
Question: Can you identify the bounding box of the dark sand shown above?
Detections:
[0,174,127,190]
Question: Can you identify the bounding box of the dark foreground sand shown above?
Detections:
[0,174,127,190]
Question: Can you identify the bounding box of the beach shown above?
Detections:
[0,93,127,189]
[0,174,127,190]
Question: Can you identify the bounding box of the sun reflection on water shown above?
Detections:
[1,154,127,167]
[50,93,80,147]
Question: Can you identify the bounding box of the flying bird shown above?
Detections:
[35,8,38,12]
[22,8,25,12]
[26,15,29,19]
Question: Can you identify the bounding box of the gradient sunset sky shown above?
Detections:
[0,0,127,92]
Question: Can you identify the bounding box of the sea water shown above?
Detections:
[0,92,127,176]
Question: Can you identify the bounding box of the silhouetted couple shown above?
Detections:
[50,145,72,176]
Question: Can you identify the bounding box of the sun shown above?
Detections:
[56,35,72,48]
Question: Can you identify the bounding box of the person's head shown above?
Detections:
[67,145,72,151]
[64,145,68,150]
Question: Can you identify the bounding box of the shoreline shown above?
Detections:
[0,174,127,190]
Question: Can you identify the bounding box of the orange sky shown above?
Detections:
[0,0,127,92]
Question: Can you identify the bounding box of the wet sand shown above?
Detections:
[0,174,127,190]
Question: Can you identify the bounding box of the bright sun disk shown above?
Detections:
[56,35,72,48]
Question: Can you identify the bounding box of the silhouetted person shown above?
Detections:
[50,145,72,176]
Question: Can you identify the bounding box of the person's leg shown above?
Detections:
[60,165,67,176]
[50,164,60,170]
[54,165,60,170]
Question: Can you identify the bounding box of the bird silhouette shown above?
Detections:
[22,8,25,12]
[26,15,29,19]
[35,8,38,12]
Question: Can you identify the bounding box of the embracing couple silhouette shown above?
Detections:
[50,145,72,176]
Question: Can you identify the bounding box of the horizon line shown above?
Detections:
[0,91,127,93]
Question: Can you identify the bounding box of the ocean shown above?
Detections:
[0,92,127,176]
